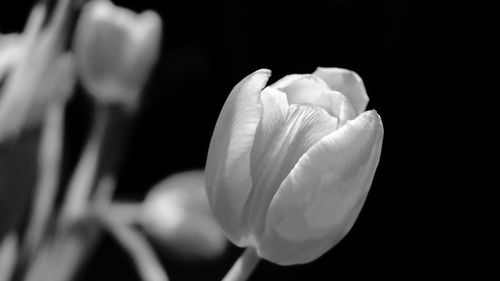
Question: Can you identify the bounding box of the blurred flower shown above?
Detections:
[74,0,162,110]
[0,0,75,241]
[0,34,22,80]
[205,67,384,265]
[0,2,76,143]
[140,171,227,259]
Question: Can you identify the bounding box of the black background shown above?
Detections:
[1,0,493,280]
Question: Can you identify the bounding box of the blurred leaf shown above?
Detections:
[140,170,227,259]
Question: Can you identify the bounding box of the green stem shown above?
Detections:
[222,248,259,281]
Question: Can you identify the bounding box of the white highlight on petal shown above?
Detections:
[271,74,356,122]
[313,67,369,115]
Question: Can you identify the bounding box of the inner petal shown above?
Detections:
[278,75,329,107]
[242,87,338,241]
[319,90,357,125]
[273,75,356,123]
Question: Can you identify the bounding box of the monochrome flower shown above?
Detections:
[205,67,383,265]
[74,0,161,110]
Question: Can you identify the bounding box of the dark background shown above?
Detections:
[1,0,493,280]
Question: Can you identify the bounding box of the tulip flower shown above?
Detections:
[1,1,75,242]
[0,3,76,143]
[73,0,162,111]
[206,67,383,265]
[140,171,227,259]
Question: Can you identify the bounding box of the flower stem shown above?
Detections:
[60,106,108,222]
[24,102,64,254]
[222,248,259,281]
[96,209,169,281]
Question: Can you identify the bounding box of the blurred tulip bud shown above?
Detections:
[0,2,76,143]
[74,0,162,110]
[140,171,227,259]
[205,67,384,265]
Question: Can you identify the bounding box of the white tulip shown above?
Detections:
[206,67,383,265]
[74,0,161,110]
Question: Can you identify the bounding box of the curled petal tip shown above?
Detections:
[252,68,272,79]
[256,68,271,74]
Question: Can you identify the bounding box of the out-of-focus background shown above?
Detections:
[1,0,492,280]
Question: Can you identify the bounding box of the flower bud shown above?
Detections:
[140,171,227,259]
[74,0,162,110]
[0,3,76,142]
[205,67,384,265]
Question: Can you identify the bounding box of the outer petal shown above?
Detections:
[205,69,270,245]
[242,87,338,244]
[313,67,369,114]
[271,74,356,122]
[258,110,383,265]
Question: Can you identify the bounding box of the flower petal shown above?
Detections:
[271,74,356,122]
[258,110,383,265]
[118,10,162,97]
[0,5,47,142]
[74,0,129,91]
[242,87,338,244]
[313,67,369,114]
[0,35,22,81]
[205,69,270,245]
[317,90,357,125]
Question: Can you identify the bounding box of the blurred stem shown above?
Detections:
[22,218,101,281]
[96,209,169,281]
[24,102,64,255]
[60,106,109,222]
[23,177,115,281]
[222,248,259,281]
[106,201,141,225]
